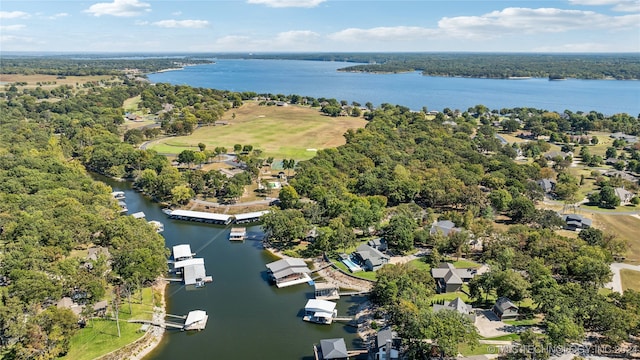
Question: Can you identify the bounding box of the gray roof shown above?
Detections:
[265,258,308,273]
[320,338,349,359]
[433,297,472,315]
[356,244,389,263]
[376,327,399,349]
[429,220,460,236]
[562,214,592,227]
[537,178,556,192]
[431,263,476,283]
[183,263,207,285]
[494,297,518,313]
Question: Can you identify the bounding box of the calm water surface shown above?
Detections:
[98,176,363,360]
[148,59,640,115]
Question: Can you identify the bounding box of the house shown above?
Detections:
[433,297,475,321]
[561,214,592,231]
[603,170,638,183]
[492,297,519,320]
[354,244,390,271]
[87,246,110,262]
[429,220,461,237]
[610,132,638,144]
[303,299,337,324]
[92,300,108,317]
[125,113,142,121]
[537,178,556,194]
[265,258,312,288]
[544,151,569,160]
[614,187,634,205]
[367,238,387,252]
[318,338,349,360]
[375,327,401,360]
[57,297,83,316]
[431,263,476,293]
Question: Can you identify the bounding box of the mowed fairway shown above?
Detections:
[0,74,114,88]
[593,214,640,264]
[150,101,368,160]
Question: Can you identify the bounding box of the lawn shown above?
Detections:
[62,287,158,360]
[330,258,378,281]
[123,95,142,113]
[149,101,368,160]
[621,269,640,291]
[0,74,115,89]
[592,214,640,264]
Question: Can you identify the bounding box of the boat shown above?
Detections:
[162,208,173,215]
[148,220,164,233]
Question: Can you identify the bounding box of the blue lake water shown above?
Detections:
[148,59,640,115]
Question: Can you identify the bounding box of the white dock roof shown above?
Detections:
[174,257,204,269]
[233,210,270,221]
[131,211,146,219]
[305,299,336,313]
[170,209,232,222]
[266,258,308,273]
[173,244,193,260]
[185,310,207,326]
[183,263,207,285]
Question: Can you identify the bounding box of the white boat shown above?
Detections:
[162,208,173,216]
[148,220,164,233]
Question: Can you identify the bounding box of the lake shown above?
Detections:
[97,177,365,360]
[148,59,640,115]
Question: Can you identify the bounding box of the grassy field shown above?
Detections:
[123,95,142,113]
[621,269,640,291]
[149,101,367,160]
[62,287,157,360]
[0,74,114,89]
[592,214,640,264]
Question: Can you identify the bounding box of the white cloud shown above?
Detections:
[0,11,30,19]
[48,13,69,19]
[172,11,182,16]
[438,7,639,38]
[85,0,151,17]
[0,24,26,31]
[329,7,639,44]
[568,0,640,12]
[152,19,209,28]
[329,26,439,42]
[0,35,35,43]
[247,0,325,8]
[275,30,319,43]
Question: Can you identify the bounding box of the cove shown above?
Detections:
[94,175,365,359]
[148,59,640,116]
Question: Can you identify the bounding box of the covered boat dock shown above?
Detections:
[168,209,233,225]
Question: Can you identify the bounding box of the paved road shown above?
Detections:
[605,262,640,293]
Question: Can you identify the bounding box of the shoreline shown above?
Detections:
[128,279,168,360]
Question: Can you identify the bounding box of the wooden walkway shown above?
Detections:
[339,290,370,296]
[127,319,184,329]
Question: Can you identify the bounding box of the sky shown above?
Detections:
[1,0,639,53]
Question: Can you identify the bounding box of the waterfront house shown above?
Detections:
[561,214,592,231]
[429,220,461,237]
[492,297,519,320]
[432,297,475,321]
[354,243,389,271]
[303,299,337,324]
[431,263,476,293]
[265,258,312,288]
[317,338,349,359]
[375,327,401,360]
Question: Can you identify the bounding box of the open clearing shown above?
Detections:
[592,214,640,264]
[0,74,114,88]
[621,269,640,291]
[149,101,367,160]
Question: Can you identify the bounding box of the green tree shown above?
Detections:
[385,214,416,253]
[278,185,300,209]
[198,142,206,152]
[261,209,309,248]
[171,185,194,205]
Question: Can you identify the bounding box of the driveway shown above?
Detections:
[605,262,640,293]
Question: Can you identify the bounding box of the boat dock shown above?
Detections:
[128,310,208,331]
[165,209,269,225]
[229,227,247,241]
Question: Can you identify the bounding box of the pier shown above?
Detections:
[165,209,269,225]
[128,310,208,331]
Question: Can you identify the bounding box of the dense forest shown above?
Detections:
[217,52,640,80]
[0,57,213,76]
